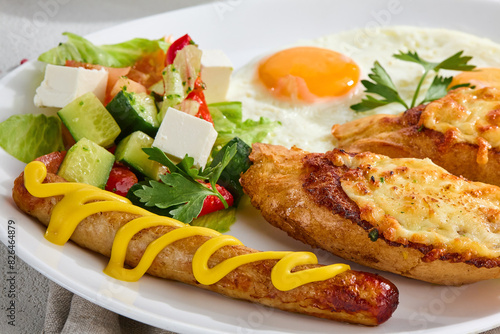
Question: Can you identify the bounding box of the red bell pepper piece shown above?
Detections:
[165,34,194,66]
[198,183,234,217]
[185,77,214,124]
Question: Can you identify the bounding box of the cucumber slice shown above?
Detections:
[57,138,115,188]
[115,131,166,180]
[57,92,121,148]
[106,90,159,139]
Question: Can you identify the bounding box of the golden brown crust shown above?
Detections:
[12,169,399,326]
[240,143,500,285]
[331,102,500,187]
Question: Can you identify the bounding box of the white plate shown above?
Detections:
[2,0,500,333]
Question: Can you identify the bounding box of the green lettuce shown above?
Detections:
[0,114,64,163]
[191,207,236,233]
[38,32,169,68]
[208,101,280,156]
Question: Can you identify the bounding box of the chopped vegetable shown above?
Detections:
[114,131,166,180]
[166,34,195,65]
[58,92,121,147]
[157,40,202,122]
[105,166,139,197]
[198,183,234,217]
[106,90,159,139]
[183,77,213,124]
[351,50,476,112]
[57,138,115,188]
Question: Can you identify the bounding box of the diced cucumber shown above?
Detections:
[115,131,166,180]
[157,64,184,122]
[57,92,121,148]
[57,138,115,188]
[106,90,159,139]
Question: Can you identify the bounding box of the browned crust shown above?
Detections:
[302,150,500,268]
[332,105,500,187]
[12,170,399,326]
[240,143,500,285]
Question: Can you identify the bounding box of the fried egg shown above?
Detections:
[227,26,500,152]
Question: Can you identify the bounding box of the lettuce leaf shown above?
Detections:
[0,114,64,163]
[208,101,280,156]
[38,32,169,68]
[190,207,236,233]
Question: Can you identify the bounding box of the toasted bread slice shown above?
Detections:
[332,87,500,186]
[241,143,500,285]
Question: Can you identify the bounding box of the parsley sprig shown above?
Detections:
[133,143,237,224]
[351,50,476,112]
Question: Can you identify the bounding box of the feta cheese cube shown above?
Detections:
[152,107,218,168]
[200,50,233,104]
[34,64,108,108]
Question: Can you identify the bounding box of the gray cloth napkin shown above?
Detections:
[42,281,173,334]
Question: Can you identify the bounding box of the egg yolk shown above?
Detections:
[257,46,360,102]
[450,68,500,90]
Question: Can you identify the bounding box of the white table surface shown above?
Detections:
[2,1,500,334]
[0,1,209,333]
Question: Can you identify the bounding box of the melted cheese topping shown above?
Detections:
[420,87,500,155]
[334,151,500,258]
[23,161,349,291]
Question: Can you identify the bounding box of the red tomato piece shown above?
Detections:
[105,166,138,197]
[106,77,147,105]
[34,151,66,174]
[107,145,117,155]
[165,34,194,65]
[198,183,234,217]
[129,49,166,88]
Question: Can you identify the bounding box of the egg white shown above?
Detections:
[227,26,500,152]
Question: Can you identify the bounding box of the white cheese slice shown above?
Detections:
[152,107,218,168]
[34,64,108,108]
[200,50,233,104]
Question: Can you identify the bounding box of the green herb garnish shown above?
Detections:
[368,229,379,242]
[351,50,476,112]
[133,143,237,224]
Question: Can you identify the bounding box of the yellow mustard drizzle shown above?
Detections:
[23,161,350,291]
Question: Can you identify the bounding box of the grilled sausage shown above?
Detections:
[12,162,399,326]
